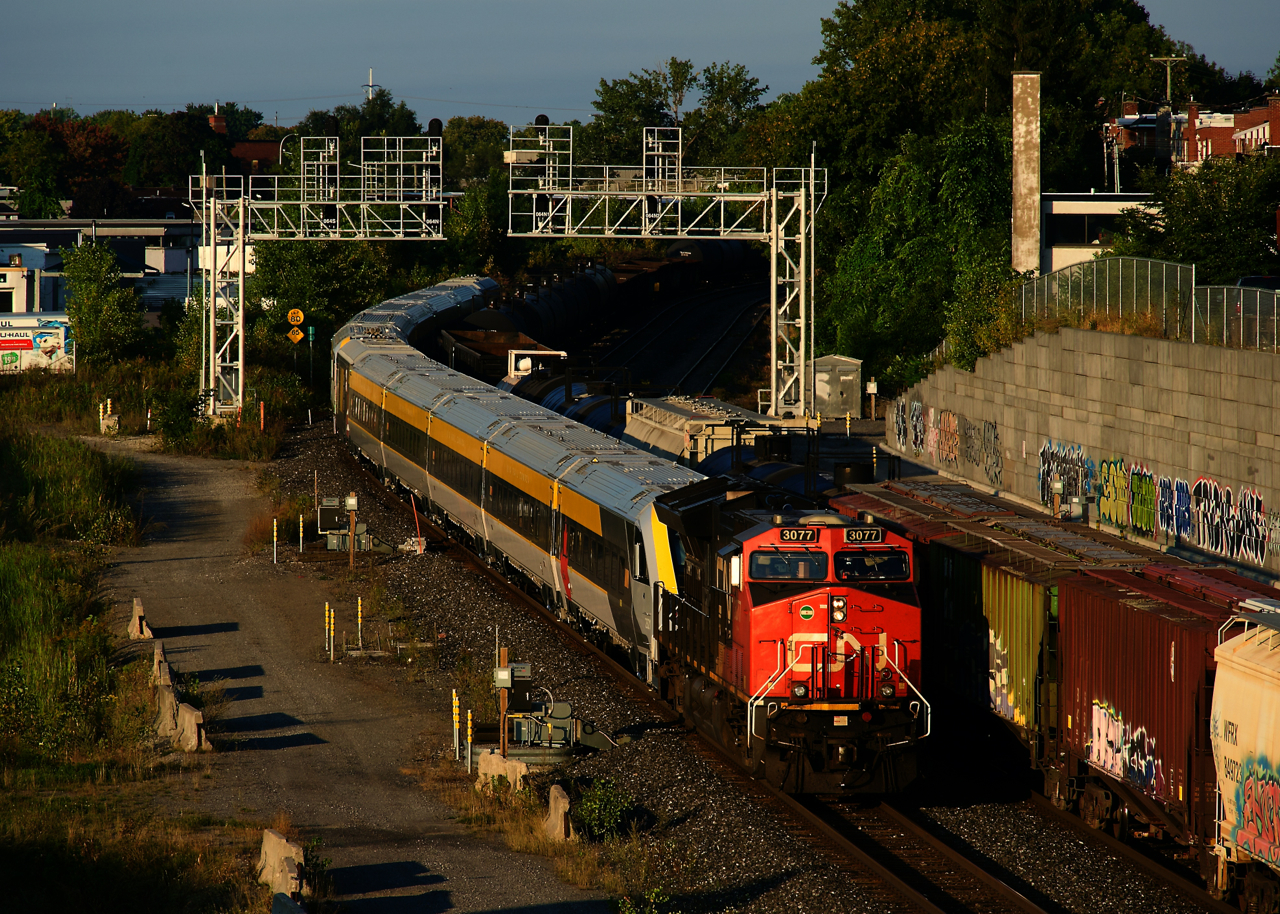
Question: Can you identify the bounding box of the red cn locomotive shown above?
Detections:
[654,477,928,793]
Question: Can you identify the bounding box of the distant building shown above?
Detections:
[1102,96,1280,175]
[1040,192,1150,274]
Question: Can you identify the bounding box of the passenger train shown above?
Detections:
[331,276,929,793]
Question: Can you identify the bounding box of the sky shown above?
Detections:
[2,0,1276,125]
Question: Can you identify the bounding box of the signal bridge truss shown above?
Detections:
[188,136,444,415]
[507,125,825,417]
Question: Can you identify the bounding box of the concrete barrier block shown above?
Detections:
[128,597,153,641]
[475,751,529,794]
[99,414,119,435]
[543,785,575,842]
[157,661,172,688]
[258,829,305,898]
[176,702,212,752]
[156,684,178,738]
[151,642,167,683]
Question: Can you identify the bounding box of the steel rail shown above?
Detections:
[671,295,766,393]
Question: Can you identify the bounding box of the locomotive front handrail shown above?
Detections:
[748,640,819,745]
[881,651,931,746]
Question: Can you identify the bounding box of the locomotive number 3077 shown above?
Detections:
[778,528,819,543]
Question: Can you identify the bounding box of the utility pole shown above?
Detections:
[363,68,381,102]
[1150,57,1186,104]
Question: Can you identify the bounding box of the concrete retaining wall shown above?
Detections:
[884,328,1280,576]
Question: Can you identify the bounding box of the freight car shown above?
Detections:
[833,478,1280,895]
[331,276,928,793]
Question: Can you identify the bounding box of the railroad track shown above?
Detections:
[594,282,766,384]
[338,448,1066,913]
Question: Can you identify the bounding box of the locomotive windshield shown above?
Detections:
[834,549,910,582]
[750,550,829,581]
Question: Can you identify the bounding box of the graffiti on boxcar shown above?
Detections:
[1191,476,1270,565]
[1090,701,1166,797]
[1233,758,1280,866]
[989,629,1026,727]
[893,400,908,451]
[1038,441,1094,506]
[1158,476,1192,539]
[909,402,925,454]
[936,409,960,466]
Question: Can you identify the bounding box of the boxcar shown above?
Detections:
[1058,570,1225,875]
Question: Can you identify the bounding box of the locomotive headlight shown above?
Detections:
[831,597,847,622]
[879,683,895,698]
[791,682,808,699]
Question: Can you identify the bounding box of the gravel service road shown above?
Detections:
[96,435,609,914]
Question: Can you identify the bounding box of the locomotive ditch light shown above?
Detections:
[791,682,808,699]
[879,683,895,698]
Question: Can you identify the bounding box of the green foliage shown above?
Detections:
[617,887,681,914]
[443,116,509,189]
[122,111,233,188]
[821,116,1013,389]
[62,242,144,368]
[578,58,767,166]
[0,433,137,545]
[1111,155,1280,283]
[574,779,633,841]
[184,101,264,142]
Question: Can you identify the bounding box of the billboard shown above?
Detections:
[0,315,73,373]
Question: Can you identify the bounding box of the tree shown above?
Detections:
[442,116,508,190]
[291,89,422,170]
[123,111,232,187]
[1267,49,1280,90]
[820,117,1014,386]
[63,242,144,367]
[1111,155,1280,283]
[185,102,264,142]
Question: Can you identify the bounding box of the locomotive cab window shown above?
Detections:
[749,550,829,581]
[834,549,910,582]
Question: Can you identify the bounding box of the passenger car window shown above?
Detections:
[749,550,829,581]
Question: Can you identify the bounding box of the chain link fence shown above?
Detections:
[1018,257,1196,337]
[1190,285,1280,351]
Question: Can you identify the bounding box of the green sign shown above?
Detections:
[799,604,814,621]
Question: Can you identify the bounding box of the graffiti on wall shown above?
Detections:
[1232,758,1280,866]
[1090,701,1167,798]
[893,399,1001,486]
[1192,477,1270,566]
[1097,459,1132,530]
[1038,441,1095,506]
[1158,476,1192,539]
[936,410,960,466]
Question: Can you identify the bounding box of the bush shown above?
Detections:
[574,778,633,841]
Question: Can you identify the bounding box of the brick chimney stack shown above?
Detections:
[1269,95,1280,148]
[208,114,227,135]
[1187,102,1200,163]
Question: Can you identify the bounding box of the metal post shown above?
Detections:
[299,514,303,553]
[273,517,277,564]
[324,602,330,652]
[358,596,363,649]
[453,689,460,760]
[769,186,779,417]
[349,491,357,570]
[329,603,334,663]
[466,710,473,774]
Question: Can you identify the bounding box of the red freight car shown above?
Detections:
[1058,570,1224,876]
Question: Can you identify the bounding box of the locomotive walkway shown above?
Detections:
[97,437,608,914]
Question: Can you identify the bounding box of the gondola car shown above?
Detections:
[331,276,930,793]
